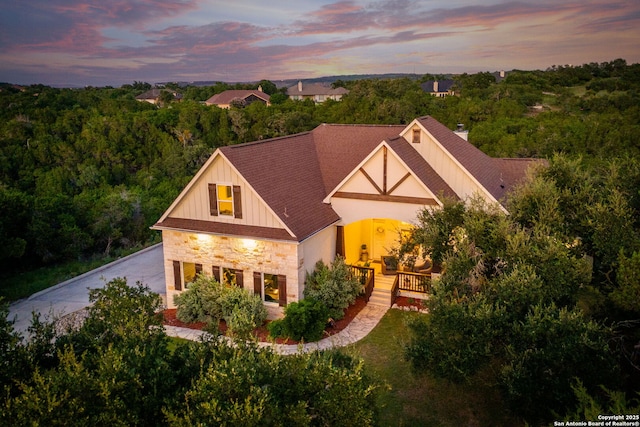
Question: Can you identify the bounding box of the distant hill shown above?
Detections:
[160,73,435,88]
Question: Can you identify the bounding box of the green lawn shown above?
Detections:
[350,309,523,427]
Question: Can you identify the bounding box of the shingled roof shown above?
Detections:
[205,90,270,106]
[156,116,541,242]
[416,116,535,202]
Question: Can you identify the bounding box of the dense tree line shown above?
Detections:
[0,279,380,426]
[1,59,639,281]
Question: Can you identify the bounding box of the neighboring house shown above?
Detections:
[135,88,183,104]
[493,70,509,82]
[205,89,270,109]
[421,80,456,97]
[153,116,540,317]
[287,81,349,102]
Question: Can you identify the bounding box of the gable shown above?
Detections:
[155,151,294,239]
[328,142,440,206]
[400,118,500,205]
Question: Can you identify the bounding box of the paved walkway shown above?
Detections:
[165,303,390,354]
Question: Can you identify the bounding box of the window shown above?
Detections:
[412,128,420,144]
[208,183,242,218]
[213,266,243,288]
[253,272,287,306]
[218,184,233,216]
[264,274,279,303]
[172,261,202,291]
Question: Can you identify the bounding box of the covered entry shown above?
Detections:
[342,218,411,268]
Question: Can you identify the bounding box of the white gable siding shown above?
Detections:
[402,127,487,201]
[170,156,285,229]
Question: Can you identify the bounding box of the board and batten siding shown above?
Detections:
[170,156,285,229]
[405,128,488,202]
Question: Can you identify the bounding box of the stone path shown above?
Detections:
[164,303,390,354]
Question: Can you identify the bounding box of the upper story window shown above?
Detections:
[217,184,233,216]
[208,183,243,219]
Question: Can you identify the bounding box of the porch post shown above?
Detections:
[335,225,345,258]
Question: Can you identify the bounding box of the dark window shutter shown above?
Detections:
[208,184,218,216]
[232,185,242,219]
[173,261,182,291]
[277,274,287,307]
[335,225,345,257]
[195,263,202,275]
[253,272,262,296]
[235,269,244,288]
[212,266,220,282]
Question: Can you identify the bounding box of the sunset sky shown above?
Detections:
[1,0,639,87]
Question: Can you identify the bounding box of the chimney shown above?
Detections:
[297,81,302,92]
[433,81,439,92]
[454,123,469,141]
[258,85,263,92]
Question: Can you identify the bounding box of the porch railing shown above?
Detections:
[349,265,375,302]
[391,274,400,307]
[397,271,431,294]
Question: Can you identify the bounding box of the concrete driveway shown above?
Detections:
[8,243,166,338]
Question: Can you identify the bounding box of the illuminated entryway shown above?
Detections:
[342,218,413,267]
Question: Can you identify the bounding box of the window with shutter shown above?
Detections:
[208,183,242,218]
[212,266,220,282]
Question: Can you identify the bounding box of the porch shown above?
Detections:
[349,264,432,308]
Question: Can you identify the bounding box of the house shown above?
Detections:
[286,81,349,102]
[152,116,540,317]
[135,88,183,104]
[205,88,270,109]
[421,80,456,97]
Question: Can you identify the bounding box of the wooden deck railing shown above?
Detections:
[397,271,431,294]
[391,274,400,307]
[349,265,375,302]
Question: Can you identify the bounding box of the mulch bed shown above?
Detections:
[162,295,368,344]
[394,296,428,311]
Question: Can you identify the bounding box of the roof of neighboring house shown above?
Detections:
[155,116,541,242]
[135,88,183,100]
[420,80,456,93]
[205,90,270,106]
[287,82,349,97]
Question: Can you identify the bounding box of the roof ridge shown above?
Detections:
[224,131,313,149]
[317,123,404,128]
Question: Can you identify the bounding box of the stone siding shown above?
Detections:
[162,230,300,316]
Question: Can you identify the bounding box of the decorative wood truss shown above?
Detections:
[333,146,438,205]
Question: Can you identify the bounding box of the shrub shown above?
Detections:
[304,256,361,320]
[275,299,329,342]
[174,275,267,338]
[218,285,267,338]
[173,274,224,324]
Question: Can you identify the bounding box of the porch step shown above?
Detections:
[368,287,391,306]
